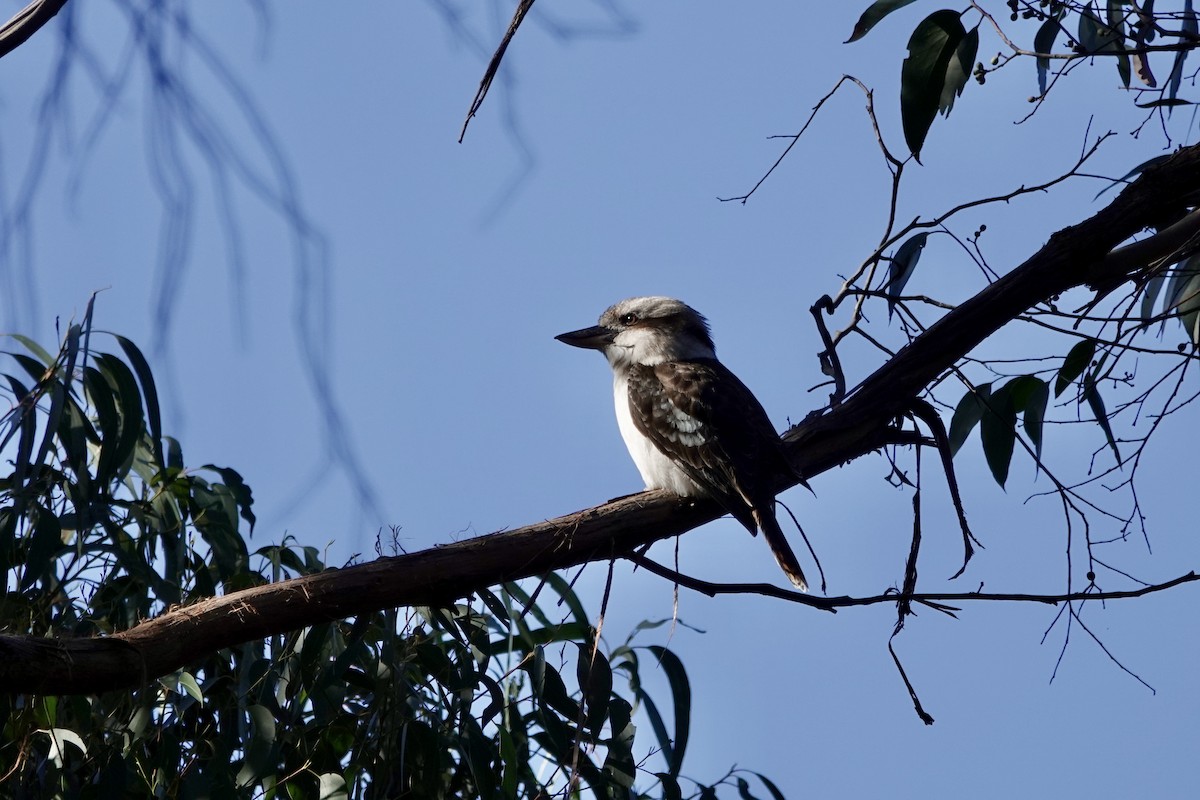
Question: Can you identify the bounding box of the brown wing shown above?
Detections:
[625,359,787,533]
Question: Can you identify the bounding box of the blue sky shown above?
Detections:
[2,1,1197,796]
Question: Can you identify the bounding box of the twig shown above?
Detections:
[459,0,537,143]
[622,553,1199,611]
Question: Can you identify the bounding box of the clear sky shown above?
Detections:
[2,1,1197,797]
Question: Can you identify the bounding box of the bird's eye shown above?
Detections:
[620,312,639,325]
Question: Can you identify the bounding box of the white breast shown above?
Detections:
[612,372,705,497]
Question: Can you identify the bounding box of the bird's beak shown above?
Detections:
[555,325,617,350]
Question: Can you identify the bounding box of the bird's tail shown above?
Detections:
[753,505,809,592]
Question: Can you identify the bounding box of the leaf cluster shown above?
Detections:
[849,1,1200,159]
[0,312,785,799]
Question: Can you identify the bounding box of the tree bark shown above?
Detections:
[4,143,1200,696]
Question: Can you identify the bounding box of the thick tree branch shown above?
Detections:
[6,144,1200,696]
[0,0,68,60]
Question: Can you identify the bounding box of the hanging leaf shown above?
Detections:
[747,772,788,800]
[1171,271,1200,345]
[1169,0,1197,104]
[901,10,967,161]
[979,384,1017,488]
[940,25,978,116]
[1022,378,1050,466]
[116,335,165,470]
[1082,374,1122,465]
[1034,15,1060,95]
[887,232,930,319]
[846,0,923,43]
[576,643,613,737]
[1107,0,1132,88]
[1140,273,1166,324]
[646,646,691,778]
[1054,338,1096,397]
[949,382,992,455]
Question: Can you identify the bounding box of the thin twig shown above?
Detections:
[459,0,536,143]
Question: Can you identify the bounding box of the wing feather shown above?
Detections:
[625,360,788,533]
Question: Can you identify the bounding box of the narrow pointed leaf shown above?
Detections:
[1141,273,1166,323]
[116,335,165,469]
[1083,375,1121,464]
[979,385,1017,488]
[8,334,56,365]
[646,646,690,777]
[1003,375,1044,411]
[939,25,978,116]
[1034,16,1060,94]
[887,232,929,319]
[1023,378,1050,468]
[1168,0,1196,104]
[1094,153,1173,199]
[901,10,966,161]
[576,643,613,737]
[846,0,922,43]
[750,772,788,800]
[1055,338,1096,397]
[1172,271,1200,344]
[949,382,991,455]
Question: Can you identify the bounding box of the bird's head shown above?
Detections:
[555,296,716,367]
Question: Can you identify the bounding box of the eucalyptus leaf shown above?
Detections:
[1083,374,1122,465]
[1168,0,1197,103]
[846,0,922,43]
[1055,338,1096,397]
[901,10,966,161]
[887,232,930,319]
[979,385,1017,488]
[949,383,992,456]
[1034,15,1061,94]
[647,645,690,778]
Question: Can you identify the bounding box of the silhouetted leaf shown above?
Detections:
[846,0,922,42]
[656,773,684,800]
[647,646,690,778]
[116,335,165,469]
[1136,98,1190,108]
[202,465,257,533]
[748,772,788,800]
[1168,0,1197,103]
[20,506,63,590]
[901,10,966,161]
[1141,273,1166,324]
[576,644,613,737]
[94,353,144,486]
[1022,378,1050,466]
[1107,0,1131,87]
[1083,374,1121,465]
[940,25,978,116]
[1094,153,1173,199]
[887,232,930,319]
[603,697,637,789]
[980,384,1017,488]
[1034,15,1061,94]
[1055,338,1096,397]
[1171,271,1200,344]
[949,383,992,455]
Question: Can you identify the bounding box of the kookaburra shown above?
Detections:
[556,296,809,591]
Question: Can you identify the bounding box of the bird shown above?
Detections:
[556,296,809,591]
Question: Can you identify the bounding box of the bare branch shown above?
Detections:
[0,0,68,60]
[459,0,537,142]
